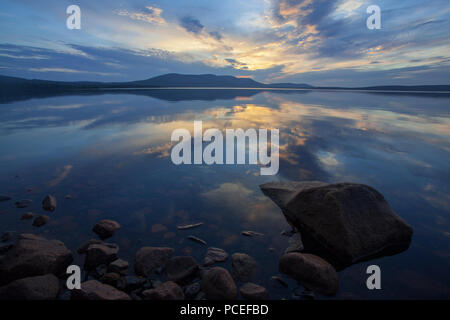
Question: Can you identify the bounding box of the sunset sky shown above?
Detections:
[1,0,449,86]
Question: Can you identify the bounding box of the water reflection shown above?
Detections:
[0,89,449,298]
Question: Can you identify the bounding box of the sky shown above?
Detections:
[0,0,449,86]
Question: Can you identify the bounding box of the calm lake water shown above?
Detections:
[0,89,449,299]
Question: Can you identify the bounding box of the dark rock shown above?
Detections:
[279,252,338,296]
[187,235,207,245]
[270,276,288,288]
[84,243,118,270]
[0,234,73,285]
[0,274,60,300]
[94,264,108,278]
[108,259,129,275]
[184,282,201,299]
[203,247,228,266]
[71,280,131,300]
[93,220,121,239]
[0,244,13,255]
[240,282,269,300]
[165,256,199,284]
[32,215,49,227]
[77,239,104,254]
[14,199,32,208]
[293,287,315,300]
[142,281,184,300]
[201,267,237,300]
[134,247,173,277]
[20,212,35,220]
[117,276,146,292]
[231,253,258,282]
[100,272,120,286]
[1,232,15,243]
[285,232,304,253]
[42,195,57,212]
[0,195,12,202]
[260,181,414,266]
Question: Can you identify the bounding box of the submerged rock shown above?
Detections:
[42,195,57,212]
[187,235,207,245]
[71,280,131,300]
[165,256,199,284]
[184,282,201,299]
[203,247,228,266]
[0,195,12,202]
[134,247,173,277]
[77,239,104,254]
[32,215,49,227]
[142,281,184,300]
[14,199,32,208]
[20,212,35,220]
[116,276,146,293]
[231,253,258,282]
[1,232,15,243]
[285,232,304,254]
[0,234,73,285]
[0,274,60,300]
[240,283,269,300]
[84,243,119,270]
[93,220,121,239]
[201,267,237,300]
[260,181,413,266]
[279,252,338,296]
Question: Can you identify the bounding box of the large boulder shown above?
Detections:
[71,280,131,300]
[0,274,60,300]
[201,267,237,300]
[0,234,73,285]
[134,247,173,277]
[260,181,413,266]
[279,252,338,296]
[142,281,184,300]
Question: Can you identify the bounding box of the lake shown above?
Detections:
[0,89,449,299]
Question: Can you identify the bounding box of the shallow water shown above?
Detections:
[0,89,449,299]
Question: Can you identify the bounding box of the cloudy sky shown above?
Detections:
[1,0,449,86]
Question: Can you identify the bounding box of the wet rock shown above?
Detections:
[203,247,228,266]
[77,239,104,254]
[177,222,203,230]
[0,244,13,255]
[279,252,338,296]
[240,283,269,300]
[100,272,121,286]
[32,215,49,227]
[201,267,237,300]
[231,253,258,282]
[84,243,119,270]
[108,259,129,275]
[93,220,121,239]
[184,282,201,299]
[0,274,60,300]
[14,199,32,208]
[20,212,35,220]
[94,265,108,278]
[117,276,146,293]
[242,231,264,237]
[142,281,184,300]
[293,287,315,300]
[0,195,12,202]
[42,195,57,212]
[261,182,414,266]
[1,232,15,243]
[134,247,173,277]
[270,276,288,288]
[0,234,73,285]
[71,280,131,300]
[285,232,304,254]
[188,235,207,245]
[151,224,168,233]
[165,256,199,284]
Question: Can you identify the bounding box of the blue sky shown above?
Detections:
[0,0,449,86]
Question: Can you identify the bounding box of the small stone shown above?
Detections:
[15,199,32,208]
[165,256,199,284]
[77,239,104,254]
[117,276,146,292]
[184,282,201,299]
[0,274,60,300]
[94,265,108,278]
[240,283,269,300]
[65,195,72,199]
[203,247,228,266]
[71,280,131,300]
[20,212,35,220]
[84,243,119,270]
[100,272,121,286]
[151,224,168,233]
[33,215,49,227]
[231,253,258,282]
[93,220,121,239]
[270,276,288,288]
[42,195,57,212]
[108,259,129,275]
[279,252,339,296]
[201,267,237,300]
[142,281,184,300]
[134,247,173,277]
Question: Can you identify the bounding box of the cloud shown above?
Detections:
[180,16,204,34]
[116,5,165,25]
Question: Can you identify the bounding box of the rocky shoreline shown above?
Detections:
[0,181,413,300]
